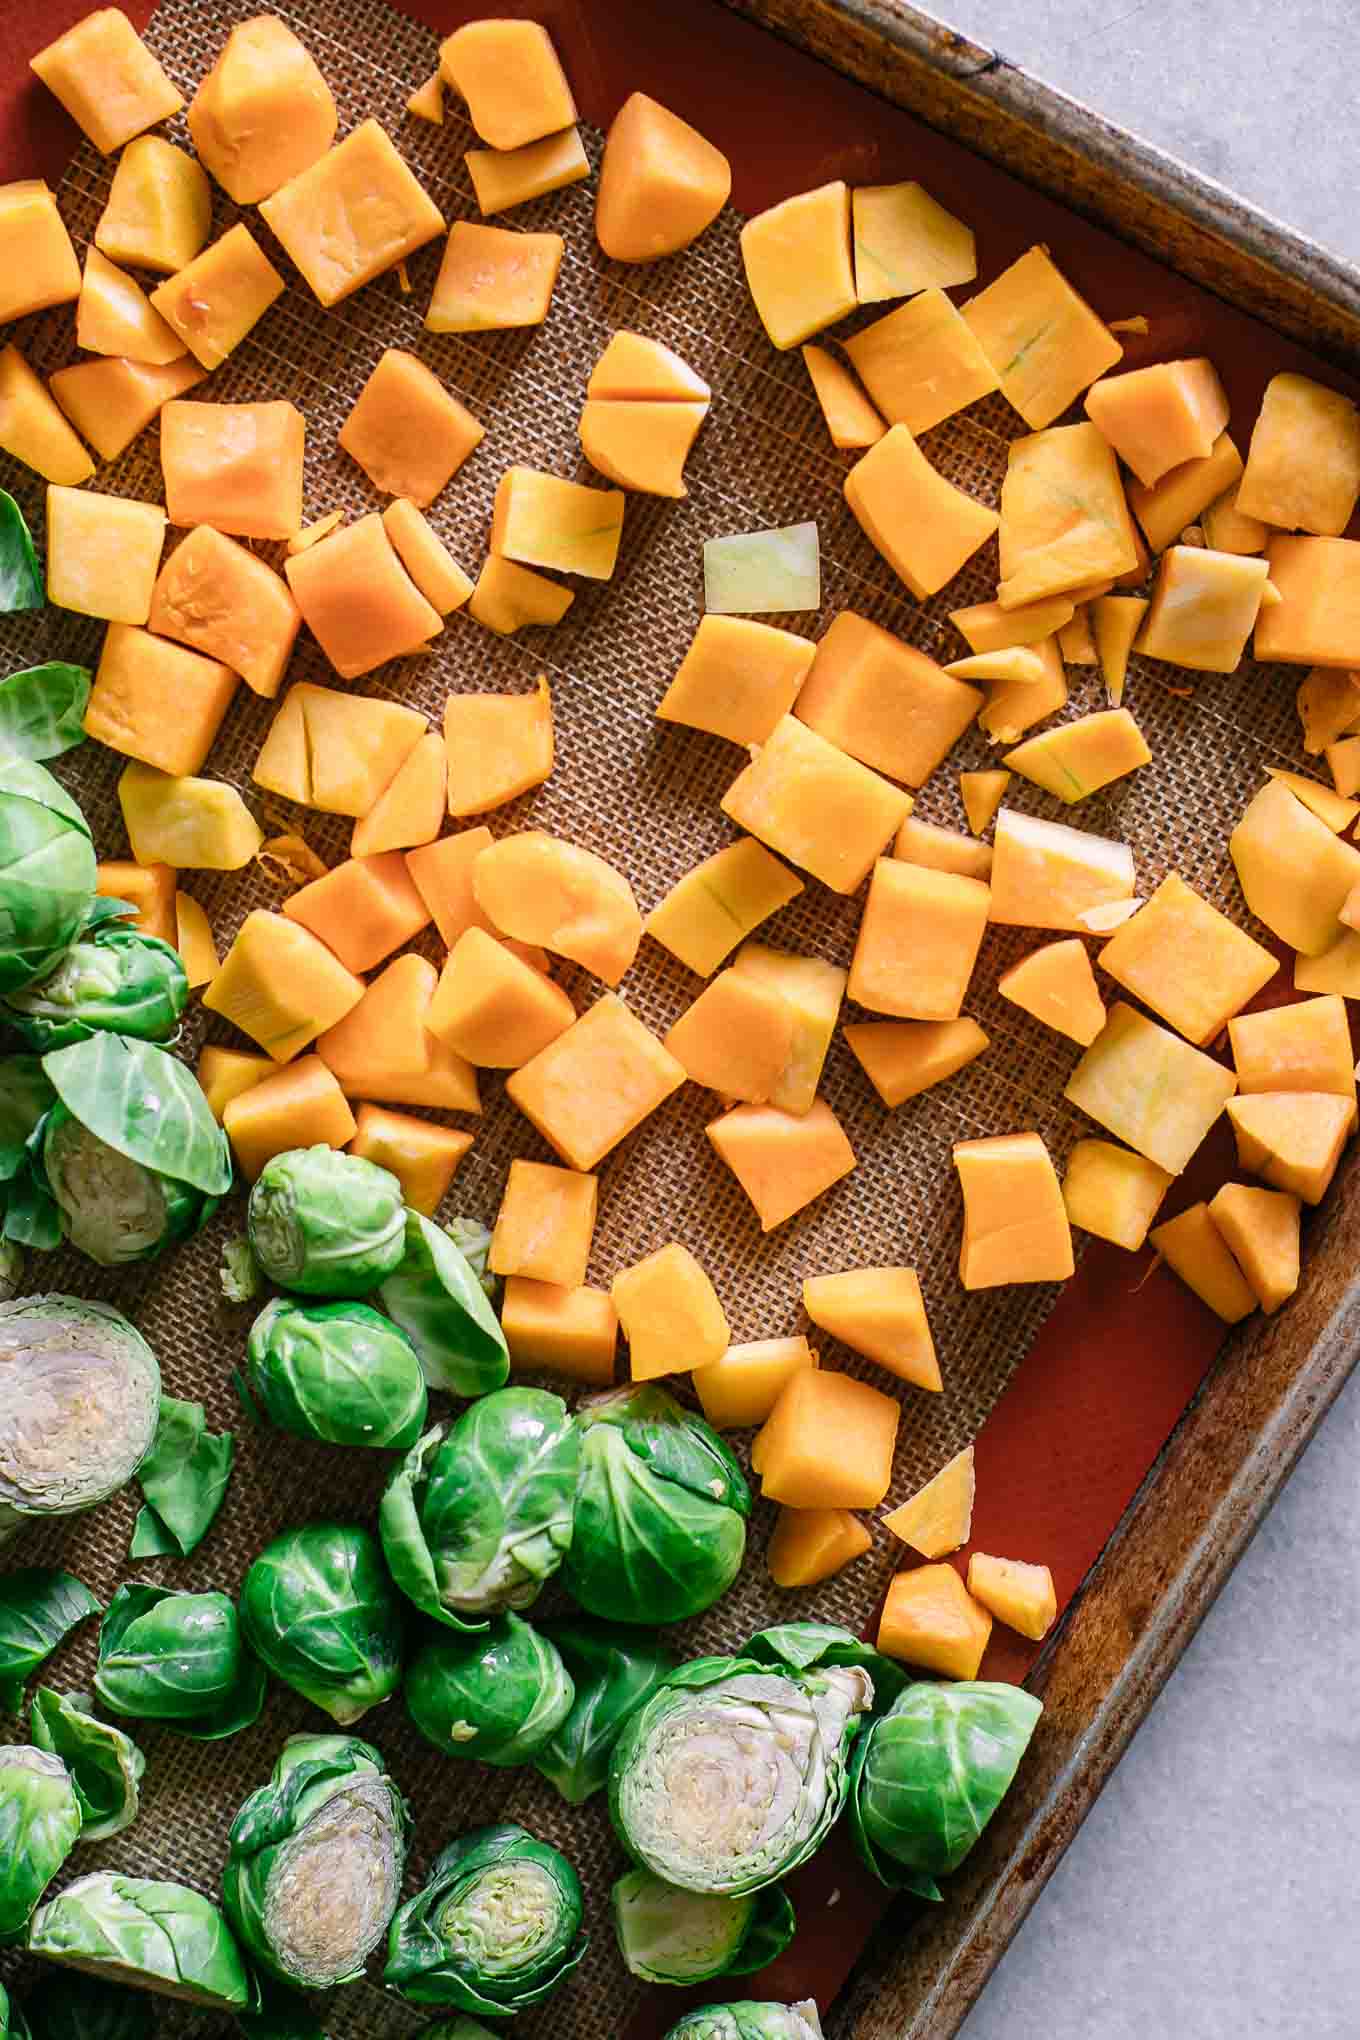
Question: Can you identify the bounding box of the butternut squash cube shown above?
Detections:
[254,682,427,816]
[382,501,473,616]
[844,1015,989,1108]
[506,993,686,1170]
[85,625,236,776]
[352,733,446,859]
[960,770,1010,836]
[31,9,182,153]
[989,808,1135,931]
[767,1506,870,1589]
[489,1159,597,1289]
[976,633,1068,746]
[426,223,563,333]
[1091,595,1148,706]
[881,1445,974,1557]
[694,1337,818,1430]
[852,180,976,302]
[148,525,299,700]
[405,828,495,946]
[740,181,855,350]
[579,399,708,498]
[796,612,981,788]
[76,247,183,363]
[49,354,204,466]
[1201,482,1270,556]
[1084,357,1229,488]
[204,909,364,1061]
[613,1242,729,1382]
[223,1056,357,1182]
[589,332,711,404]
[1149,1203,1257,1323]
[658,615,816,749]
[174,892,218,989]
[491,467,624,581]
[338,350,484,508]
[0,182,82,323]
[96,860,175,944]
[118,760,262,870]
[729,944,845,1116]
[46,487,164,627]
[1128,430,1243,553]
[997,422,1139,608]
[472,831,642,986]
[1065,1003,1237,1174]
[595,91,730,262]
[467,556,573,635]
[428,927,575,1070]
[444,679,554,816]
[1228,995,1356,1124]
[1207,1183,1300,1315]
[802,1267,939,1393]
[439,19,575,149]
[1295,929,1360,998]
[998,938,1105,1046]
[894,817,991,881]
[95,137,210,274]
[162,399,305,541]
[188,16,336,203]
[315,953,480,1112]
[878,1563,991,1678]
[722,715,911,895]
[801,346,884,451]
[349,1105,471,1216]
[644,840,802,979]
[147,224,283,372]
[1004,707,1152,805]
[1226,1092,1351,1206]
[1264,766,1358,834]
[198,1045,272,1122]
[260,120,443,306]
[706,1098,856,1231]
[663,969,796,1104]
[1254,536,1360,667]
[0,345,93,486]
[466,129,589,215]
[963,245,1122,429]
[950,594,1076,655]
[1136,545,1269,672]
[285,513,442,679]
[283,851,431,974]
[966,1553,1057,1641]
[1061,1138,1172,1251]
[1229,778,1360,954]
[1237,372,1360,536]
[842,288,998,435]
[1099,874,1278,1045]
[850,859,989,1022]
[845,424,999,599]
[502,1277,617,1386]
[752,1367,898,1509]
[955,1130,1074,1287]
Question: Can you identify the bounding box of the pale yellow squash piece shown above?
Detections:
[1229,995,1356,1125]
[467,556,573,635]
[444,679,554,817]
[722,714,912,895]
[406,72,443,123]
[1057,605,1097,664]
[95,136,211,274]
[1229,779,1360,954]
[491,466,624,581]
[204,909,364,1062]
[894,816,991,881]
[382,501,473,616]
[119,761,263,870]
[1128,431,1242,553]
[0,181,81,324]
[1065,1003,1237,1175]
[1227,1092,1352,1206]
[588,332,711,404]
[695,1338,819,1431]
[842,288,998,436]
[199,1046,272,1122]
[351,733,447,858]
[976,634,1068,745]
[990,808,1135,930]
[174,893,218,990]
[881,1444,975,1557]
[800,346,885,450]
[579,399,708,497]
[261,120,443,307]
[466,129,589,215]
[1091,594,1149,705]
[45,487,165,626]
[1098,873,1277,1046]
[643,840,803,978]
[150,224,285,369]
[767,1507,871,1589]
[852,180,976,302]
[955,1131,1074,1287]
[960,770,1010,836]
[1326,735,1360,796]
[802,1266,940,1392]
[50,353,205,465]
[844,1016,989,1108]
[1202,482,1270,555]
[950,594,1076,655]
[253,682,427,817]
[85,626,236,778]
[31,8,184,153]
[287,513,344,556]
[796,611,981,788]
[0,344,94,485]
[1062,1139,1172,1252]
[997,422,1139,608]
[1237,372,1360,536]
[962,245,1122,428]
[1262,766,1359,835]
[729,944,846,1116]
[1295,927,1360,996]
[944,648,1045,686]
[1149,1203,1257,1323]
[76,247,183,364]
[1003,707,1152,803]
[967,1554,1057,1641]
[846,424,999,599]
[1136,545,1269,672]
[1207,1184,1300,1315]
[740,180,855,349]
[1256,536,1360,667]
[998,938,1105,1046]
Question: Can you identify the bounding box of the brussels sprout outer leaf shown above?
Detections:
[0,760,97,997]
[0,1570,100,1712]
[0,1745,82,1938]
[25,1967,161,2035]
[220,1236,263,1305]
[4,927,189,1052]
[28,1871,252,2008]
[445,1216,494,1295]
[661,2001,825,2040]
[743,1624,910,1715]
[30,1689,145,1842]
[1,1170,60,1250]
[405,1614,574,1766]
[534,1619,678,1805]
[0,1060,55,1181]
[239,1523,404,1725]
[93,1585,246,1724]
[246,1299,428,1452]
[0,664,91,763]
[380,1427,486,1634]
[612,1869,797,1985]
[129,1397,234,1558]
[0,494,41,614]
[43,1036,232,1197]
[379,1211,510,1398]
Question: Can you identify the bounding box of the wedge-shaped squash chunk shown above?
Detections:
[187,16,336,203]
[644,840,803,979]
[1128,430,1243,553]
[801,345,884,450]
[382,502,473,617]
[658,615,816,748]
[404,828,494,946]
[254,682,426,817]
[315,953,480,1112]
[1227,1093,1351,1206]
[944,647,1046,687]
[963,245,1121,429]
[990,808,1135,931]
[467,556,573,634]
[1202,482,1269,556]
[492,467,624,582]
[1254,536,1360,667]
[752,1368,898,1509]
[466,129,589,216]
[1207,1184,1300,1315]
[767,1506,870,1589]
[846,424,999,599]
[223,1055,357,1182]
[260,120,444,306]
[997,422,1139,608]
[850,859,989,1022]
[0,344,94,485]
[967,1554,1057,1641]
[352,733,446,858]
[175,893,218,989]
[1295,927,1360,998]
[589,332,711,404]
[1298,667,1360,755]
[950,595,1075,655]
[95,137,210,274]
[729,944,845,1116]
[797,611,980,789]
[205,909,364,1061]
[199,1045,272,1123]
[595,91,730,262]
[444,679,554,816]
[46,486,164,627]
[426,223,564,333]
[1084,358,1229,488]
[31,8,183,153]
[85,625,236,777]
[663,970,793,1103]
[283,851,430,974]
[473,832,642,986]
[740,180,854,350]
[845,1015,988,1108]
[960,771,1010,836]
[149,525,300,699]
[50,353,204,465]
[722,714,911,895]
[1229,779,1360,955]
[694,1337,818,1431]
[708,1099,855,1231]
[490,1160,598,1290]
[162,399,305,541]
[881,1445,975,1557]
[76,248,183,363]
[507,994,685,1170]
[852,180,976,302]
[119,761,262,871]
[878,1564,991,1678]
[1004,707,1151,803]
[579,399,707,498]
[149,224,285,370]
[1228,995,1356,1124]
[1066,1003,1237,1174]
[1150,1202,1256,1323]
[998,938,1105,1046]
[339,350,484,508]
[803,1267,939,1392]
[1237,372,1360,536]
[955,1131,1074,1288]
[285,513,441,680]
[427,927,575,1070]
[1062,1139,1171,1252]
[1136,545,1269,672]
[614,1242,730,1383]
[97,859,175,944]
[1058,605,1097,665]
[0,181,81,325]
[350,1105,471,1217]
[894,817,991,881]
[1264,766,1359,834]
[1091,595,1148,706]
[842,288,998,436]
[1099,874,1277,1045]
[502,1278,617,1386]
[439,18,575,148]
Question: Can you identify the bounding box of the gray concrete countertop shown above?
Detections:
[926,6,1360,2033]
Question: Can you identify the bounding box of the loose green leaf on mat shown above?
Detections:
[31,1687,146,1841]
[129,1397,234,1559]
[0,663,91,761]
[0,1570,101,1713]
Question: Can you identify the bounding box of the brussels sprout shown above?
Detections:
[0,662,90,763]
[244,1299,427,1451]
[0,1570,100,1709]
[28,1871,252,2009]
[0,1299,160,1538]
[240,1523,404,1726]
[533,1619,677,1806]
[384,1821,587,2015]
[661,2002,824,2040]
[93,1584,265,1740]
[0,760,96,997]
[220,1235,263,1304]
[3,921,188,1052]
[223,1733,409,1991]
[128,1395,234,1559]
[446,1216,494,1296]
[564,1385,751,1625]
[248,1147,406,1297]
[30,1690,144,1842]
[22,1969,154,2037]
[0,1744,81,1938]
[406,1613,574,1767]
[379,1211,509,1397]
[610,1651,874,1895]
[0,1981,28,2039]
[744,1623,911,1716]
[613,1869,796,1986]
[847,1680,1043,1895]
[380,1390,578,1632]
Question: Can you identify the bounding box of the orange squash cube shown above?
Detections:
[501,1277,617,1387]
[955,1131,1074,1288]
[721,714,912,895]
[491,467,624,581]
[960,770,1011,836]
[381,502,473,617]
[850,857,989,1022]
[845,425,999,599]
[595,91,730,263]
[254,682,426,817]
[1227,1092,1351,1206]
[1230,778,1360,954]
[894,816,991,881]
[1137,546,1270,673]
[285,513,441,680]
[1084,357,1229,488]
[94,137,210,274]
[1295,927,1360,998]
[644,839,803,979]
[1149,1203,1257,1324]
[351,733,447,859]
[1207,1184,1300,1315]
[31,9,183,153]
[966,1553,1057,1642]
[438,18,575,149]
[844,1016,989,1108]
[161,399,304,541]
[338,350,484,509]
[405,828,495,946]
[881,1444,975,1557]
[843,287,998,435]
[283,851,431,975]
[349,1104,471,1216]
[0,181,81,325]
[990,809,1135,931]
[1229,994,1356,1123]
[222,1055,357,1182]
[149,224,284,370]
[1004,707,1152,801]
[472,831,642,986]
[205,910,364,1062]
[187,15,336,204]
[801,345,885,451]
[589,331,711,404]
[707,1099,856,1232]
[428,928,576,1070]
[752,1367,899,1509]
[149,525,300,699]
[78,246,183,362]
[260,120,443,306]
[1254,536,1360,667]
[85,625,236,776]
[490,1160,598,1290]
[506,994,686,1170]
[1066,1004,1238,1174]
[657,615,816,749]
[1128,430,1243,553]
[1099,874,1277,1045]
[0,344,94,485]
[998,938,1105,1046]
[46,486,165,627]
[740,181,855,350]
[852,179,976,301]
[444,679,554,816]
[466,556,573,635]
[579,397,708,498]
[1062,1139,1172,1252]
[963,245,1121,429]
[878,1563,991,1677]
[729,944,846,1116]
[767,1507,871,1589]
[663,969,797,1104]
[426,223,564,333]
[198,1045,272,1123]
[1238,372,1360,536]
[613,1242,730,1382]
[693,1337,818,1431]
[997,422,1139,607]
[802,1266,939,1393]
[950,594,1076,655]
[315,953,480,1113]
[466,129,589,215]
[48,354,204,466]
[1202,482,1269,556]
[795,611,980,788]
[96,860,175,945]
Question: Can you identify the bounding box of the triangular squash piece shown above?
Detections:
[944,646,1045,685]
[959,769,1009,836]
[299,685,428,817]
[406,71,443,122]
[844,1016,989,1109]
[316,955,480,1114]
[967,1553,1057,1640]
[1091,595,1147,706]
[252,686,309,804]
[174,892,218,989]
[352,732,447,857]
[998,937,1106,1045]
[1206,1184,1300,1315]
[1263,766,1360,835]
[76,247,185,365]
[587,331,711,403]
[579,399,707,498]
[881,1444,975,1557]
[1057,603,1096,664]
[1225,1091,1352,1205]
[801,345,885,450]
[802,1266,941,1392]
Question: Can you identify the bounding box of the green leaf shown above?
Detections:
[0,1570,100,1713]
[0,1058,55,1180]
[0,664,90,761]
[379,1210,509,1397]
[0,493,42,614]
[30,1688,145,1841]
[129,1396,234,1558]
[43,1034,233,1196]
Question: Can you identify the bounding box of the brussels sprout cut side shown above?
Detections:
[223,1734,409,1992]
[248,1146,407,1297]
[93,1584,266,1741]
[406,1613,574,1766]
[535,1619,678,1806]
[379,1211,510,1398]
[0,759,96,998]
[613,1868,796,1986]
[28,1871,252,2009]
[0,1744,82,1939]
[385,1821,587,2015]
[240,1523,404,1726]
[30,1689,145,1842]
[2,920,188,1052]
[662,2002,825,2040]
[245,1298,428,1451]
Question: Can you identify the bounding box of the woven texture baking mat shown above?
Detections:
[0,0,1322,2030]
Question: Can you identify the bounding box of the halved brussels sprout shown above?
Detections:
[30,1689,144,1842]
[93,1584,265,1740]
[22,1968,154,2036]
[0,1744,82,1938]
[385,1821,587,2015]
[379,1390,578,1632]
[0,760,96,997]
[379,1212,509,1397]
[28,1871,252,2009]
[0,1298,160,1538]
[240,1523,404,1726]
[244,1298,427,1451]
[248,1147,406,1297]
[610,1652,873,1894]
[534,1619,677,1807]
[613,1868,796,1986]
[223,1733,409,1991]
[662,2002,824,2040]
[406,1613,574,1767]
[2,920,188,1052]
[743,1623,911,1714]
